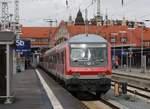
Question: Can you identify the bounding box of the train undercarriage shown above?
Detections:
[65,78,111,97]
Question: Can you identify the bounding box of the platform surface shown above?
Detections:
[113,68,150,79]
[38,69,88,109]
[0,69,53,109]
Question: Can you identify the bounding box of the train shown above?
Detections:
[40,34,112,97]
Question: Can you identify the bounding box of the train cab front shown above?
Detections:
[65,70,111,94]
[65,43,112,95]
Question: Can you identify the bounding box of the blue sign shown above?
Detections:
[16,40,31,52]
[121,51,124,55]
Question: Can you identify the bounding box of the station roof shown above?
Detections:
[21,23,150,47]
[21,27,57,39]
[0,31,16,43]
[56,23,150,47]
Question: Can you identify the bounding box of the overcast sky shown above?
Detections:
[14,0,150,27]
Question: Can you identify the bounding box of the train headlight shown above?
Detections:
[72,72,80,78]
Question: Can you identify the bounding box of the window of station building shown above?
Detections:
[32,38,49,42]
[144,41,150,47]
[148,42,150,46]
[111,37,116,43]
[120,37,128,43]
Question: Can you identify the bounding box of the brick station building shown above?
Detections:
[50,21,150,68]
[21,27,57,50]
[21,21,150,68]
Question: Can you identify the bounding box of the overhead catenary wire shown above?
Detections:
[110,0,139,17]
[17,0,150,27]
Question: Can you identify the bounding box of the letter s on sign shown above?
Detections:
[16,40,25,46]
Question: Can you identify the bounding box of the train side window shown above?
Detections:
[51,56,53,63]
[54,55,57,64]
[56,55,57,64]
[59,53,62,64]
[59,53,61,64]
[53,55,55,64]
[56,54,59,64]
[57,54,59,64]
[49,56,51,62]
[49,55,52,63]
[61,52,64,64]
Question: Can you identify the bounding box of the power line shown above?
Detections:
[110,0,138,17]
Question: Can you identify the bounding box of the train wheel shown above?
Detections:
[96,91,101,98]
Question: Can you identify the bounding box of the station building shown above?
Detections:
[21,27,57,51]
[21,23,150,68]
[21,27,57,67]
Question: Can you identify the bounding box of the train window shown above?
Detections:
[61,52,64,64]
[49,55,53,62]
[56,54,59,64]
[57,53,60,64]
[51,56,54,63]
[70,44,107,67]
[54,56,56,64]
[56,53,61,64]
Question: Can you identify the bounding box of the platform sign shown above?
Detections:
[16,40,31,52]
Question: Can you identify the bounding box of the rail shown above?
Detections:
[112,72,150,89]
[112,81,150,100]
[100,97,120,109]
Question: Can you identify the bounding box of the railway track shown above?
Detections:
[112,72,150,90]
[82,81,150,109]
[82,98,121,109]
[112,80,150,100]
[77,92,122,109]
[82,75,150,109]
[99,97,121,109]
[39,68,123,109]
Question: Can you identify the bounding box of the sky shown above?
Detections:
[10,0,150,27]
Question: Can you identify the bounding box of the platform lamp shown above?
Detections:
[44,19,57,48]
[140,20,150,73]
[111,32,118,69]
[119,31,126,69]
[128,22,135,72]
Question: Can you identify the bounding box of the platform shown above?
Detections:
[37,69,87,109]
[112,68,150,89]
[113,68,150,79]
[0,69,53,109]
[0,69,88,109]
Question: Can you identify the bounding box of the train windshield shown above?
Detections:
[70,44,107,67]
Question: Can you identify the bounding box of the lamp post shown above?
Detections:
[111,33,118,69]
[141,23,144,73]
[119,31,126,69]
[128,22,135,72]
[44,19,57,48]
[140,20,150,73]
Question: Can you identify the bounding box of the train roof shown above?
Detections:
[45,34,107,56]
[68,34,107,43]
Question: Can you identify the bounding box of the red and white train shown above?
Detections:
[40,34,112,97]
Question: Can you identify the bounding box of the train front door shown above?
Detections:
[0,45,6,96]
